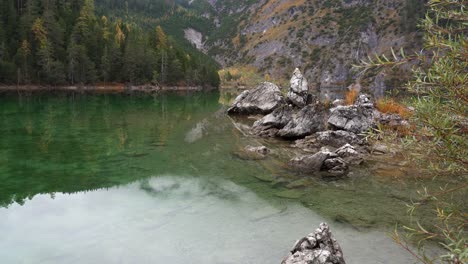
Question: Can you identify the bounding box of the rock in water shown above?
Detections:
[335,144,363,165]
[294,130,362,151]
[289,148,336,173]
[322,157,348,176]
[282,223,346,264]
[234,145,271,160]
[252,104,294,136]
[227,82,284,115]
[288,68,309,107]
[278,104,328,138]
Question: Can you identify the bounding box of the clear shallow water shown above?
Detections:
[0,92,432,263]
[0,176,415,264]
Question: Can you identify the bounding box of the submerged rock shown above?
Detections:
[234,145,271,160]
[275,189,304,199]
[282,223,345,264]
[227,82,284,115]
[289,148,336,173]
[277,104,328,138]
[185,119,209,143]
[245,145,270,157]
[287,68,309,107]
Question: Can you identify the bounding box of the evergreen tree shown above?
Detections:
[0,0,220,87]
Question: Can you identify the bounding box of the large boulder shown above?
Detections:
[277,104,328,138]
[328,104,375,134]
[282,223,346,264]
[287,68,309,107]
[252,104,294,136]
[227,82,284,115]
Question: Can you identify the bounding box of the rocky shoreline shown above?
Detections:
[227,68,409,178]
[227,69,411,263]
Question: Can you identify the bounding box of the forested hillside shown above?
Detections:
[0,0,220,86]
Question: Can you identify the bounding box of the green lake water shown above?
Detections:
[0,92,447,263]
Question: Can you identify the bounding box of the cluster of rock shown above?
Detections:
[228,68,409,177]
[289,144,363,177]
[282,223,346,264]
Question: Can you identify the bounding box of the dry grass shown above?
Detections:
[219,66,264,88]
[345,89,359,105]
[376,99,411,118]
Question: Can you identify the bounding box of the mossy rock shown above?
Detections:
[275,189,304,199]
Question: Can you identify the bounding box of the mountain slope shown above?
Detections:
[146,0,425,93]
[198,0,426,93]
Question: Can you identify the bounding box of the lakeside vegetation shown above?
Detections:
[358,0,467,262]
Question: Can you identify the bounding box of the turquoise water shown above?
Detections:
[0,92,429,263]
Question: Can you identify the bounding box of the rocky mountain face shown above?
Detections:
[182,0,425,95]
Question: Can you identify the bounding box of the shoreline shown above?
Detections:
[0,84,218,95]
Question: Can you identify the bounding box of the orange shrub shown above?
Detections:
[376,99,411,118]
[344,89,359,105]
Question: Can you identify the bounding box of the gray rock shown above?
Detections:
[227,82,284,115]
[332,99,345,107]
[287,91,308,108]
[282,223,346,264]
[252,105,293,132]
[322,157,349,176]
[289,148,336,173]
[245,145,270,156]
[335,144,364,165]
[335,144,358,157]
[372,144,389,154]
[278,104,328,138]
[328,105,375,134]
[234,145,271,160]
[355,94,373,107]
[377,113,410,130]
[287,68,309,107]
[295,130,361,150]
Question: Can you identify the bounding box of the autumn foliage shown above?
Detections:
[344,89,359,105]
[376,99,411,118]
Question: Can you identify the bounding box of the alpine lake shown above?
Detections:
[0,90,454,263]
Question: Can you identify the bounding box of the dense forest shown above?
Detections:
[0,0,220,86]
